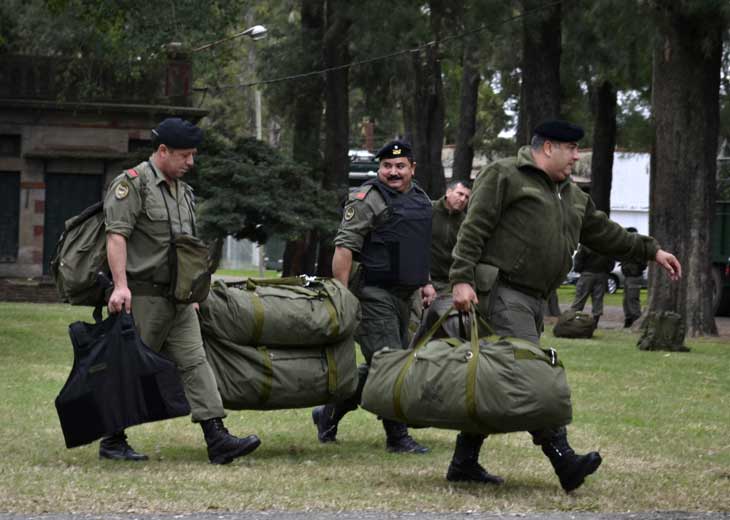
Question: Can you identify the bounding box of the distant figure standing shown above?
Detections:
[569,245,615,329]
[621,227,647,327]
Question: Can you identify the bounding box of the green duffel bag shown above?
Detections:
[361,306,572,434]
[199,276,360,347]
[203,333,358,410]
[553,310,595,338]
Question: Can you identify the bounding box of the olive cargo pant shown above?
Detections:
[570,272,608,318]
[477,281,545,345]
[623,275,643,323]
[132,295,225,422]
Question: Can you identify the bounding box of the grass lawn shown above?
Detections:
[0,301,728,513]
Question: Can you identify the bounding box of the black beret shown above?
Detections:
[152,117,203,149]
[533,119,584,142]
[375,139,413,160]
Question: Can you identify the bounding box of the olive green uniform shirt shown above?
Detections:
[334,184,389,253]
[449,146,660,298]
[430,196,466,287]
[104,159,196,285]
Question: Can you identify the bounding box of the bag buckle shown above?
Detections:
[548,347,557,366]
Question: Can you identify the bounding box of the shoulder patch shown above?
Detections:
[344,206,356,221]
[115,181,130,200]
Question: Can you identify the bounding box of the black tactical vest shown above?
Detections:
[359,179,432,288]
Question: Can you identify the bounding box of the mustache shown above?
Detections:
[386,174,403,181]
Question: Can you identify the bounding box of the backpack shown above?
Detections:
[553,309,595,338]
[49,201,110,306]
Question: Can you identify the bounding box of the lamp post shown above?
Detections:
[191,24,268,276]
[191,25,267,53]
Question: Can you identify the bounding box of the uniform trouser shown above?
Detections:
[344,285,413,407]
[622,275,643,322]
[477,281,545,345]
[132,295,225,422]
[570,272,608,317]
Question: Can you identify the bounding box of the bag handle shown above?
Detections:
[412,303,494,351]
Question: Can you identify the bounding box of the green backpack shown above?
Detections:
[553,310,595,338]
[49,201,109,306]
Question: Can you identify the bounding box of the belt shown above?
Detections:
[127,280,170,297]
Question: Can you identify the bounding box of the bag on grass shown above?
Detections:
[198,276,360,347]
[361,306,572,434]
[203,334,358,410]
[55,311,190,448]
[553,309,595,338]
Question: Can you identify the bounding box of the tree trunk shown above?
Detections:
[452,38,481,184]
[283,0,325,277]
[649,4,723,336]
[317,0,351,277]
[409,45,446,198]
[516,0,561,146]
[589,79,616,215]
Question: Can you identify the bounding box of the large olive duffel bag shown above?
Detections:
[198,276,360,347]
[361,307,572,434]
[203,333,358,410]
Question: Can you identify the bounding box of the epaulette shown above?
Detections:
[124,168,141,181]
[349,184,373,201]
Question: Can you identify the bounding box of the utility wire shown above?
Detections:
[200,0,567,92]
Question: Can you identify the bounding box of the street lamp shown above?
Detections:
[191,25,268,53]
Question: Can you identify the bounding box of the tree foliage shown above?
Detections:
[188,133,339,245]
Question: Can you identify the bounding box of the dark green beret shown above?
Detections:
[152,118,203,149]
[375,139,413,160]
[533,119,584,142]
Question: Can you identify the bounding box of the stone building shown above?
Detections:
[0,52,206,279]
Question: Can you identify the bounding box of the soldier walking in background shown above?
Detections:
[312,140,435,453]
[449,119,682,492]
[569,244,615,329]
[102,118,260,464]
[621,227,647,327]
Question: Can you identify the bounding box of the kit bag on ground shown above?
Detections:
[202,333,358,410]
[50,201,109,306]
[553,309,595,338]
[361,306,572,435]
[198,276,360,347]
[55,310,190,448]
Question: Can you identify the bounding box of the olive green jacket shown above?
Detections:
[430,196,466,285]
[449,146,659,297]
[104,160,196,285]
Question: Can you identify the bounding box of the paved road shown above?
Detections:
[1,513,728,520]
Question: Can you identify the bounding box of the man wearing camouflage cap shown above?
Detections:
[101,117,261,464]
[447,119,682,492]
[311,139,436,454]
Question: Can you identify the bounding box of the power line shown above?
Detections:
[200,0,566,92]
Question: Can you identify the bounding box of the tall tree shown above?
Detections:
[516,0,561,145]
[648,1,727,336]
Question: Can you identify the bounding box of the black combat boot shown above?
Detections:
[592,315,600,329]
[99,431,148,461]
[382,419,429,454]
[446,432,504,484]
[200,418,261,465]
[311,403,351,443]
[537,430,602,492]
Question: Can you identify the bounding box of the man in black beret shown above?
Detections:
[101,117,261,464]
[445,119,682,492]
[312,138,436,453]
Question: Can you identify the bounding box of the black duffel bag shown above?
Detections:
[55,311,190,448]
